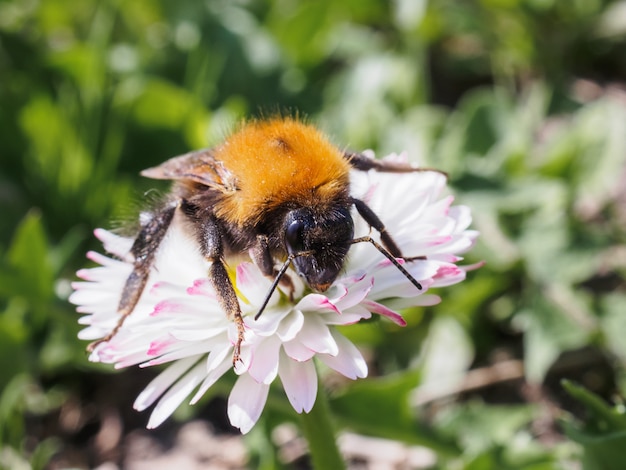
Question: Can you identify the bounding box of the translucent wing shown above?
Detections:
[141,149,237,192]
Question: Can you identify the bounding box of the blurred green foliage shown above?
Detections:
[562,380,626,470]
[2,0,626,468]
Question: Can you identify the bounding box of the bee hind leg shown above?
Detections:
[87,205,177,353]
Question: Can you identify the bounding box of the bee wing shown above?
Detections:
[141,149,237,192]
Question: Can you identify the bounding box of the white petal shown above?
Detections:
[317,331,367,379]
[249,306,292,336]
[190,358,232,404]
[247,335,281,384]
[134,356,199,412]
[236,262,275,308]
[94,228,133,259]
[146,360,206,429]
[278,354,317,413]
[140,341,214,367]
[228,374,270,434]
[86,250,127,269]
[283,339,316,362]
[322,309,371,326]
[383,294,442,310]
[233,345,253,376]
[332,276,372,310]
[448,205,473,232]
[276,309,305,342]
[295,293,340,315]
[68,287,118,306]
[77,324,109,340]
[297,316,338,355]
[206,337,235,371]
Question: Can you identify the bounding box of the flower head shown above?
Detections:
[70,152,478,433]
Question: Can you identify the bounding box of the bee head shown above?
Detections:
[283,206,354,292]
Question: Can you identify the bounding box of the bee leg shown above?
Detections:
[188,207,245,366]
[351,197,427,262]
[344,151,448,177]
[351,198,425,291]
[350,197,404,257]
[87,205,177,353]
[346,151,442,259]
[250,235,295,300]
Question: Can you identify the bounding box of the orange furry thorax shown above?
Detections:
[212,118,351,227]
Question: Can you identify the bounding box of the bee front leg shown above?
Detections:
[351,197,426,262]
[349,198,424,291]
[87,205,177,353]
[188,207,245,365]
[250,234,295,299]
[351,197,403,257]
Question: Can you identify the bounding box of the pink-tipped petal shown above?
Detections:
[361,300,406,326]
[332,276,373,310]
[147,336,177,356]
[295,293,340,315]
[187,279,214,297]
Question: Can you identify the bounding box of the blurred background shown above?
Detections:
[2,0,626,468]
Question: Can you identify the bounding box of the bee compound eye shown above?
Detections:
[285,218,306,253]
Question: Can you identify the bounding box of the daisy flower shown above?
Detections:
[70,152,478,434]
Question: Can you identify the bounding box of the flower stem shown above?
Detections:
[299,383,345,470]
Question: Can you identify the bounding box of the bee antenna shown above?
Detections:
[255,250,315,320]
[350,236,423,290]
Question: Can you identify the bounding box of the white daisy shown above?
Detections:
[70,152,478,433]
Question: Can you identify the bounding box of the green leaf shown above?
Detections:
[29,437,61,470]
[435,401,535,455]
[0,374,30,446]
[600,293,626,362]
[562,424,626,470]
[521,287,591,383]
[0,300,30,389]
[415,315,474,404]
[460,90,505,156]
[19,96,94,196]
[562,380,626,470]
[131,78,206,130]
[562,380,626,431]
[330,371,458,454]
[6,211,54,304]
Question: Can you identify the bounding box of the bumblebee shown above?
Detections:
[88,118,442,363]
